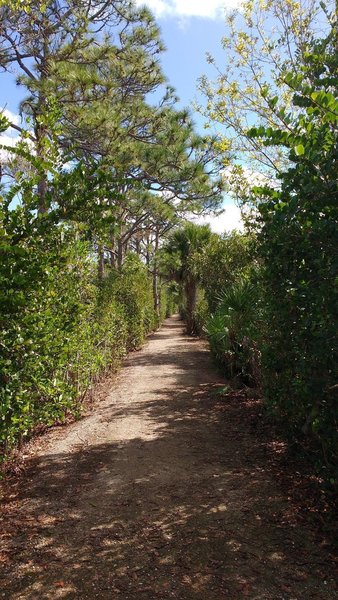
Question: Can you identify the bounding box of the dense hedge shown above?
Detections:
[192,225,337,485]
[0,227,161,457]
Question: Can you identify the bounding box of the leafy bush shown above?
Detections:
[197,232,255,313]
[194,290,209,337]
[0,219,158,458]
[207,278,263,386]
[249,29,338,480]
[113,253,157,350]
[160,282,179,320]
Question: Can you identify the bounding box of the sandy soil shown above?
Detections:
[0,316,337,599]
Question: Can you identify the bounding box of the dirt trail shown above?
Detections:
[0,316,336,599]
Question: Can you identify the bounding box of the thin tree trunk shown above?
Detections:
[117,238,124,269]
[110,234,116,268]
[36,38,49,215]
[116,217,126,269]
[146,233,150,267]
[98,245,104,280]
[135,237,141,256]
[153,227,160,321]
[35,107,48,214]
[37,167,48,214]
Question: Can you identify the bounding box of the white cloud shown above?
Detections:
[223,165,271,188]
[195,204,244,233]
[0,134,19,163]
[222,165,279,197]
[135,0,240,19]
[1,109,21,142]
[0,110,21,163]
[2,109,20,127]
[136,0,168,16]
[1,108,20,125]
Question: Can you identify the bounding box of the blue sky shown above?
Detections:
[137,0,243,230]
[151,14,227,120]
[0,0,243,231]
[1,2,232,126]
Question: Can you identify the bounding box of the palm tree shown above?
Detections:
[161,222,212,335]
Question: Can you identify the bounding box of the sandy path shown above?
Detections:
[0,316,336,599]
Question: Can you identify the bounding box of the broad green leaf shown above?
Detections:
[294,144,305,156]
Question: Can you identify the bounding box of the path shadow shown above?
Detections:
[0,318,336,599]
[1,396,335,599]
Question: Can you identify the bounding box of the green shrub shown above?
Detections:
[249,31,338,480]
[159,282,177,321]
[114,254,157,350]
[0,226,159,458]
[197,232,255,313]
[207,278,263,386]
[194,290,209,336]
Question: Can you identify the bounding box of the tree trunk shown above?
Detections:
[110,234,116,269]
[146,233,150,267]
[37,166,48,214]
[135,237,141,256]
[98,245,104,280]
[117,238,124,269]
[153,269,160,320]
[153,227,160,321]
[36,42,49,215]
[35,107,48,214]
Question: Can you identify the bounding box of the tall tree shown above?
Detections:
[0,0,165,210]
[198,0,335,192]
